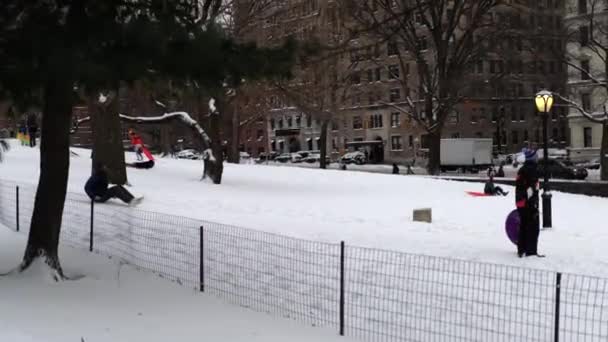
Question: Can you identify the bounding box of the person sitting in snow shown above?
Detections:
[128,129,144,161]
[484,174,508,196]
[85,162,141,206]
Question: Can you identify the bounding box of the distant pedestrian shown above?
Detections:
[340,163,347,170]
[392,163,400,174]
[497,164,505,178]
[26,113,38,148]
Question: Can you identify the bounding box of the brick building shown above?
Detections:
[233,0,568,162]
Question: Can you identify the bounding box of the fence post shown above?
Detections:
[200,226,204,292]
[339,241,345,336]
[15,186,19,232]
[554,272,562,342]
[89,199,94,252]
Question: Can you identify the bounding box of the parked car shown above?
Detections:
[537,159,588,180]
[303,153,331,164]
[580,158,601,170]
[340,151,366,165]
[276,153,293,163]
[176,149,200,160]
[239,151,251,160]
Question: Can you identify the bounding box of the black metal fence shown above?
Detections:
[1,179,608,342]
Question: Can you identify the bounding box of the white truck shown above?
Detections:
[440,138,493,173]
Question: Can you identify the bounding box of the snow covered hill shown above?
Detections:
[0,140,605,277]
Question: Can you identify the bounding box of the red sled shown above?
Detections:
[466,191,491,197]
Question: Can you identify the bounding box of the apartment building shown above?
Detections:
[237,0,568,163]
[564,0,607,161]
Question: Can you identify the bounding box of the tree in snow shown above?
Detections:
[345,0,507,174]
[271,1,359,169]
[0,0,234,278]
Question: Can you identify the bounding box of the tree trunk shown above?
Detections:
[160,125,171,156]
[228,106,240,164]
[427,129,442,175]
[601,121,608,181]
[319,119,330,169]
[204,110,224,183]
[20,77,73,279]
[89,94,128,185]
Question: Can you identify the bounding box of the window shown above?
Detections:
[296,116,301,127]
[307,115,312,127]
[582,93,591,111]
[256,129,264,140]
[409,135,414,148]
[332,120,338,131]
[511,107,518,122]
[391,112,401,127]
[369,114,383,128]
[451,132,461,138]
[471,114,478,124]
[375,67,382,81]
[388,65,400,79]
[391,136,403,150]
[448,110,459,124]
[270,118,275,130]
[389,88,401,102]
[278,118,283,128]
[520,107,526,122]
[476,60,484,74]
[353,116,363,129]
[352,71,361,84]
[387,40,398,56]
[512,130,519,145]
[581,60,590,80]
[579,0,587,14]
[287,116,293,127]
[584,127,592,147]
[418,37,428,50]
[332,138,337,150]
[580,26,589,46]
[367,69,373,83]
[524,130,529,142]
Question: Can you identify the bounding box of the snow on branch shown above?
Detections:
[554,93,607,124]
[118,112,213,149]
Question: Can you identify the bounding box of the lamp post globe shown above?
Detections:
[535,90,553,228]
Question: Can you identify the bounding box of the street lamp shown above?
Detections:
[534,90,554,228]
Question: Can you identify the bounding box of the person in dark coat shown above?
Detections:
[515,148,541,257]
[85,162,139,205]
[496,164,505,178]
[26,113,38,148]
[392,163,399,174]
[484,175,508,196]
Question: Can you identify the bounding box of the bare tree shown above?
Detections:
[347,0,505,174]
[271,1,357,169]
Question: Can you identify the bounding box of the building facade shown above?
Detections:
[564,0,607,161]
[237,0,568,163]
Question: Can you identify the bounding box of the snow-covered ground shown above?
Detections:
[0,139,605,277]
[0,227,351,342]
